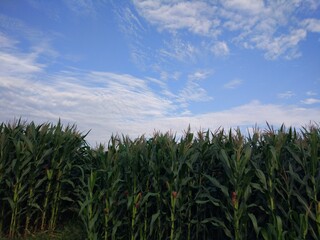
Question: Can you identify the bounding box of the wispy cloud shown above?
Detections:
[211,41,230,57]
[0,32,48,75]
[114,3,145,37]
[0,51,44,74]
[176,71,213,110]
[62,0,97,16]
[222,0,265,14]
[178,80,212,105]
[0,69,177,144]
[306,91,317,96]
[0,14,53,43]
[133,0,219,36]
[302,18,320,32]
[253,29,307,60]
[112,2,153,70]
[1,52,319,145]
[132,0,319,60]
[0,14,59,65]
[0,33,18,49]
[99,100,320,143]
[224,79,243,89]
[301,98,320,105]
[1,9,319,146]
[159,37,198,62]
[158,70,181,82]
[278,91,295,99]
[188,70,211,81]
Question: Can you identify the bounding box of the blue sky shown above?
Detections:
[1,0,320,145]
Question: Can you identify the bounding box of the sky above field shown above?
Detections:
[1,0,320,145]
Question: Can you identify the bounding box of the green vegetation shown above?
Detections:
[0,120,319,239]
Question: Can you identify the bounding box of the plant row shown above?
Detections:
[0,120,319,239]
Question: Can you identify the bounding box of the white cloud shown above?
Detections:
[133,0,219,35]
[0,15,59,67]
[191,100,319,128]
[302,18,320,33]
[159,37,198,62]
[224,79,242,89]
[0,14,52,43]
[222,0,265,14]
[0,39,213,144]
[303,0,320,10]
[0,51,44,74]
[177,70,213,107]
[63,0,96,16]
[1,6,319,146]
[1,62,319,145]
[112,2,150,69]
[0,70,177,145]
[188,70,211,81]
[307,91,317,96]
[278,91,295,99]
[178,81,212,104]
[117,6,145,38]
[301,98,320,105]
[0,33,18,49]
[132,0,319,60]
[96,100,320,143]
[211,41,230,57]
[251,28,307,60]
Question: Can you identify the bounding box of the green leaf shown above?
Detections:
[112,220,122,239]
[30,202,42,211]
[210,217,232,238]
[248,213,260,237]
[256,169,267,190]
[141,192,158,206]
[60,196,74,202]
[61,179,75,188]
[261,228,269,240]
[89,211,100,231]
[299,213,308,239]
[34,177,47,189]
[239,146,252,173]
[288,163,304,185]
[195,200,209,204]
[220,149,232,179]
[275,215,283,240]
[150,210,160,236]
[4,197,15,210]
[203,174,229,198]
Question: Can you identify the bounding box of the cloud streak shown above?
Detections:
[278,91,295,99]
[132,0,319,60]
[211,41,230,57]
[133,0,219,35]
[301,98,320,105]
[1,6,319,146]
[2,45,318,146]
[0,70,176,144]
[224,79,243,89]
[1,69,319,145]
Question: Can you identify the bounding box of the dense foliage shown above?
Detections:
[0,120,319,239]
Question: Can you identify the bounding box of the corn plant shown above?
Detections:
[202,129,254,239]
[6,121,32,238]
[1,120,319,239]
[78,170,100,240]
[0,122,9,235]
[286,125,320,239]
[23,122,52,235]
[0,119,88,238]
[95,138,123,240]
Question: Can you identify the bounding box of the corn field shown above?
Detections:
[0,120,319,239]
